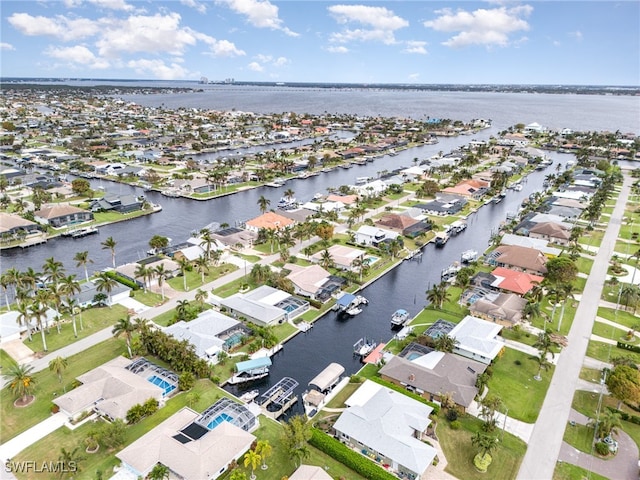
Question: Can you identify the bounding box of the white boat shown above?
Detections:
[277,196,297,209]
[345,306,362,316]
[434,231,449,247]
[461,249,478,263]
[266,180,285,188]
[514,184,523,191]
[227,371,269,384]
[239,389,260,403]
[355,295,369,305]
[448,220,467,235]
[391,309,409,327]
[353,337,376,357]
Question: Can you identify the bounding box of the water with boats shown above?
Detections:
[4,85,639,417]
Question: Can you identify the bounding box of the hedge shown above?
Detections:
[104,270,140,290]
[309,429,397,480]
[368,377,441,415]
[617,341,640,354]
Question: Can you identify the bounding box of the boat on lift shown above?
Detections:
[391,309,410,328]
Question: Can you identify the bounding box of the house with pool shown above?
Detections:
[116,399,257,480]
[53,356,176,421]
[220,285,309,327]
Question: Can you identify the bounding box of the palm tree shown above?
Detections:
[42,256,65,288]
[95,271,117,307]
[557,283,576,332]
[7,363,36,405]
[49,356,68,383]
[284,188,295,201]
[176,299,190,320]
[58,446,83,478]
[426,282,450,309]
[256,440,272,470]
[74,251,94,283]
[101,236,117,268]
[434,334,459,353]
[147,464,169,480]
[195,256,209,283]
[177,257,191,291]
[531,349,553,381]
[30,299,49,352]
[16,301,34,342]
[319,249,334,270]
[195,288,207,306]
[112,315,136,358]
[597,410,623,440]
[134,263,150,292]
[64,297,81,337]
[154,264,168,300]
[199,230,216,262]
[257,195,271,214]
[471,431,499,466]
[243,449,261,480]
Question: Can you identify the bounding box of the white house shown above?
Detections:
[449,315,505,365]
[354,225,400,246]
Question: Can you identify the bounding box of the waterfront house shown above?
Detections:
[310,244,366,271]
[283,263,333,301]
[333,380,437,480]
[442,179,489,200]
[486,267,544,296]
[72,280,131,308]
[245,211,294,233]
[90,193,143,214]
[486,245,548,276]
[220,285,309,327]
[53,356,165,421]
[163,310,247,363]
[0,212,42,240]
[500,233,563,256]
[469,292,527,327]
[115,406,255,480]
[379,348,487,411]
[354,225,400,247]
[376,213,431,238]
[34,204,93,228]
[448,315,505,364]
[210,226,257,249]
[528,222,571,245]
[0,308,58,344]
[326,193,358,205]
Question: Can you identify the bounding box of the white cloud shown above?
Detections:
[8,13,97,41]
[408,73,420,80]
[569,30,583,41]
[45,45,110,69]
[273,56,289,67]
[89,0,134,11]
[256,54,273,63]
[95,13,199,57]
[0,43,15,51]
[247,61,264,72]
[424,5,532,48]
[181,0,207,14]
[327,45,349,54]
[207,39,245,57]
[328,4,408,45]
[127,58,190,79]
[217,0,299,37]
[403,40,428,55]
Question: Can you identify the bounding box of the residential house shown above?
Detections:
[310,244,366,270]
[487,245,548,276]
[210,226,258,249]
[448,315,505,364]
[53,356,165,421]
[0,308,58,344]
[375,213,431,238]
[469,292,528,327]
[284,263,332,300]
[442,179,489,200]
[90,193,143,214]
[116,406,255,480]
[333,380,437,480]
[245,211,294,233]
[220,285,309,327]
[290,465,332,480]
[0,212,42,240]
[34,204,93,228]
[164,310,247,362]
[379,348,487,411]
[415,194,467,216]
[528,222,571,245]
[354,225,400,247]
[72,280,131,308]
[500,233,562,256]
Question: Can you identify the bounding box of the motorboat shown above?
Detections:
[434,232,449,247]
[353,337,376,357]
[461,249,479,263]
[391,309,409,327]
[239,389,259,403]
[345,306,363,316]
[277,196,297,209]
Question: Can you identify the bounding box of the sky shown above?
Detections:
[1,1,638,85]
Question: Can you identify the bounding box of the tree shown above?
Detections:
[256,440,272,470]
[148,235,169,254]
[434,334,458,353]
[531,349,553,381]
[243,449,261,480]
[177,257,191,291]
[101,236,117,268]
[49,356,68,383]
[95,271,117,307]
[112,315,136,358]
[257,195,271,214]
[545,256,578,285]
[606,364,640,409]
[319,249,334,270]
[195,256,209,283]
[229,470,247,480]
[471,432,499,472]
[7,364,36,405]
[134,263,150,292]
[71,178,92,196]
[147,463,170,480]
[58,446,83,478]
[154,264,168,300]
[30,299,50,352]
[596,410,623,440]
[426,282,450,309]
[281,414,311,467]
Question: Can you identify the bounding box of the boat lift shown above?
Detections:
[259,377,299,419]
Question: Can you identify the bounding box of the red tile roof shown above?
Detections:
[491,267,543,295]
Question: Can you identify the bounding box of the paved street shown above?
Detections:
[518,176,637,480]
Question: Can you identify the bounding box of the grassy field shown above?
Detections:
[592,321,634,343]
[0,348,18,372]
[586,339,640,364]
[597,307,640,330]
[23,305,129,355]
[575,256,594,275]
[166,263,239,292]
[486,348,554,423]
[562,422,596,454]
[553,461,609,480]
[1,338,125,442]
[438,413,526,480]
[579,367,603,384]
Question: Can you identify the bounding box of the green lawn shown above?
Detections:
[486,348,554,423]
[0,349,18,372]
[438,413,527,480]
[129,289,163,307]
[553,462,609,480]
[596,307,640,330]
[579,367,603,384]
[575,256,594,275]
[1,338,126,442]
[586,339,640,364]
[23,305,129,355]
[562,422,596,454]
[579,229,604,248]
[592,321,634,343]
[166,263,239,292]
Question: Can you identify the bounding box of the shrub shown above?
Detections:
[179,371,195,391]
[446,409,458,422]
[449,420,461,430]
[594,441,610,456]
[51,404,60,414]
[514,359,522,366]
[309,429,396,480]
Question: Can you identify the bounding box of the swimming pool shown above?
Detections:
[283,304,297,313]
[363,256,380,266]
[148,375,177,396]
[207,413,234,430]
[224,332,244,348]
[406,352,423,361]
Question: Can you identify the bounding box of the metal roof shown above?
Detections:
[235,356,272,373]
[308,363,345,392]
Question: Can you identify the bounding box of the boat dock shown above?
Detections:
[259,377,299,419]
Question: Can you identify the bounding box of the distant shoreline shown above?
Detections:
[1,79,638,96]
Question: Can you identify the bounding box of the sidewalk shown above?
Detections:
[466,400,534,443]
[0,413,67,463]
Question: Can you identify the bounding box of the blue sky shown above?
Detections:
[1,1,638,85]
